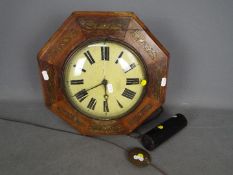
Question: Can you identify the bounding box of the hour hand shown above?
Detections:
[102,79,109,100]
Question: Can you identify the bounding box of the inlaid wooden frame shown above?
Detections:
[37,11,169,136]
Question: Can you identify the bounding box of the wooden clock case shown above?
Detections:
[37,11,169,136]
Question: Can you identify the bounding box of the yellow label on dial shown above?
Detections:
[140,80,147,86]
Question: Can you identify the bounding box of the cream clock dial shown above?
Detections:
[63,40,147,120]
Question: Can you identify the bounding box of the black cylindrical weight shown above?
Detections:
[141,113,188,151]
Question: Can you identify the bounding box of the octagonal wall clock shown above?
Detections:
[37,11,169,136]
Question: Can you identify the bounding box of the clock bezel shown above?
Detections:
[61,37,149,121]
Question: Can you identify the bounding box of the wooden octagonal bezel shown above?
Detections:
[37,11,169,136]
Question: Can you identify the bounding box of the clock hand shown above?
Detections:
[103,79,109,100]
[72,80,104,98]
[103,79,109,115]
[86,79,107,92]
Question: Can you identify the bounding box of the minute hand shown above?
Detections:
[86,82,103,92]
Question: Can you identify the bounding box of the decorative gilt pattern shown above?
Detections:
[128,104,152,125]
[91,124,123,133]
[45,28,80,61]
[130,30,160,60]
[56,107,82,125]
[46,67,56,105]
[78,18,129,31]
[155,70,162,100]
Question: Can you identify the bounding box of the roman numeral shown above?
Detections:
[103,100,109,112]
[116,99,123,108]
[71,79,84,85]
[87,98,97,110]
[115,51,124,64]
[101,46,109,61]
[126,78,139,85]
[125,63,136,73]
[84,51,95,65]
[75,89,88,102]
[122,88,136,99]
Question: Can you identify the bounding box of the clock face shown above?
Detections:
[63,40,147,120]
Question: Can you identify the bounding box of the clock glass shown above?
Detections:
[63,40,147,120]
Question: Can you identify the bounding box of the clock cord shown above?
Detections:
[0,116,169,175]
